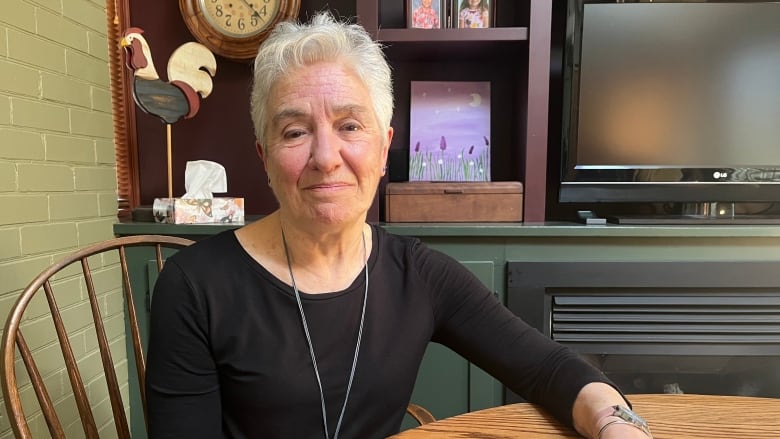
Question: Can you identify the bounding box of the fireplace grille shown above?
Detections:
[551,289,780,356]
[507,261,780,399]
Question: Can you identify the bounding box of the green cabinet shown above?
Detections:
[122,245,185,439]
[116,221,780,436]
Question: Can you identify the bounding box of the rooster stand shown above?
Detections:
[120,28,217,198]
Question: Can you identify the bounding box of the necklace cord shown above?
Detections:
[281,228,369,439]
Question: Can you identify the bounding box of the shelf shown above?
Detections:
[377,27,529,62]
[385,41,528,64]
[113,221,780,240]
[376,27,528,43]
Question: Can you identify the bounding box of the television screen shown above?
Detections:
[559,1,780,216]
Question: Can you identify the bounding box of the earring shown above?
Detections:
[382,166,387,175]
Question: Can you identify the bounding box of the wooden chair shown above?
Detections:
[406,402,436,425]
[1,235,194,438]
[1,234,434,437]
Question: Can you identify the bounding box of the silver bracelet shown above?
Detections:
[597,418,652,439]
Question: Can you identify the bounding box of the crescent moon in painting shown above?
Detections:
[469,93,482,107]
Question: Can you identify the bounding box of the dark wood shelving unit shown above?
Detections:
[115,0,551,220]
[358,0,552,222]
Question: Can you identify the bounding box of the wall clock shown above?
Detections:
[179,0,301,62]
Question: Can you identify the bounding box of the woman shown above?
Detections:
[145,12,652,439]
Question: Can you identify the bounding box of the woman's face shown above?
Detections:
[422,0,432,7]
[260,62,392,227]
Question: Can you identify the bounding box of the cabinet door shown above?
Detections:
[124,250,178,439]
[462,261,503,412]
[402,260,500,430]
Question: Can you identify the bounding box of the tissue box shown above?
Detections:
[385,181,523,222]
[153,197,245,224]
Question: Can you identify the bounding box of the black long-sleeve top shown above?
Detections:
[146,225,613,438]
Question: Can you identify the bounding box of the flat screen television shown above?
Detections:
[559,0,780,223]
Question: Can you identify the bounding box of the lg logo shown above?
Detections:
[713,171,729,179]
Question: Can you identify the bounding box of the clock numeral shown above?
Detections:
[237,17,245,30]
[215,5,223,17]
[225,14,232,27]
[251,15,259,26]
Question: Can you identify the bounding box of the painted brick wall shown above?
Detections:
[0,0,123,437]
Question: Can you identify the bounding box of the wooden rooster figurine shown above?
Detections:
[120,27,217,197]
[121,28,216,123]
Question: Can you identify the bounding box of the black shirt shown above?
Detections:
[146,225,612,438]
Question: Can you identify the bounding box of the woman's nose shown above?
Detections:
[308,128,343,172]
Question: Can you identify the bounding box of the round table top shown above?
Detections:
[390,393,780,438]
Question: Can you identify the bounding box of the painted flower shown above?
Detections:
[468,145,474,154]
[483,136,490,146]
[415,141,420,152]
[439,136,447,151]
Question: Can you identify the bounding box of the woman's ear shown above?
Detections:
[381,127,393,175]
[256,141,265,162]
[257,142,273,186]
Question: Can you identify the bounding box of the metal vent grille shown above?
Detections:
[551,289,780,356]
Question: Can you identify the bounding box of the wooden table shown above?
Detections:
[390,394,780,438]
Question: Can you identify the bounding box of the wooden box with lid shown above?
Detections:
[385,181,523,222]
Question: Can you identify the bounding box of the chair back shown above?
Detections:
[2,234,434,437]
[406,402,436,425]
[1,235,194,439]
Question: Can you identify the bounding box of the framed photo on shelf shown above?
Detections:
[408,0,444,29]
[454,0,493,28]
[408,81,491,182]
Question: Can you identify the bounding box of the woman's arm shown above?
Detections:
[146,259,222,438]
[412,244,650,434]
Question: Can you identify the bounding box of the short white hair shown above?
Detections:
[249,12,394,149]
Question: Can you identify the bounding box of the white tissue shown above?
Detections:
[182,160,227,199]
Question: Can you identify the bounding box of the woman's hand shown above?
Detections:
[572,382,653,439]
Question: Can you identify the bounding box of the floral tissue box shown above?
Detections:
[152,197,245,224]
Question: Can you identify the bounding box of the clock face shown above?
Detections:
[198,0,280,38]
[180,0,300,61]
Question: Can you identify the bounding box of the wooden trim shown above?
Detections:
[523,0,552,222]
[106,0,140,217]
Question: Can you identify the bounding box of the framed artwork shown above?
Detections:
[454,0,492,28]
[408,81,491,182]
[408,0,444,29]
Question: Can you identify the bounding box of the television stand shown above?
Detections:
[608,215,780,225]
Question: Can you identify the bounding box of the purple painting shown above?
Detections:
[409,81,491,181]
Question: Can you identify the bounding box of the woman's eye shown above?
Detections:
[283,129,306,139]
[341,122,361,132]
